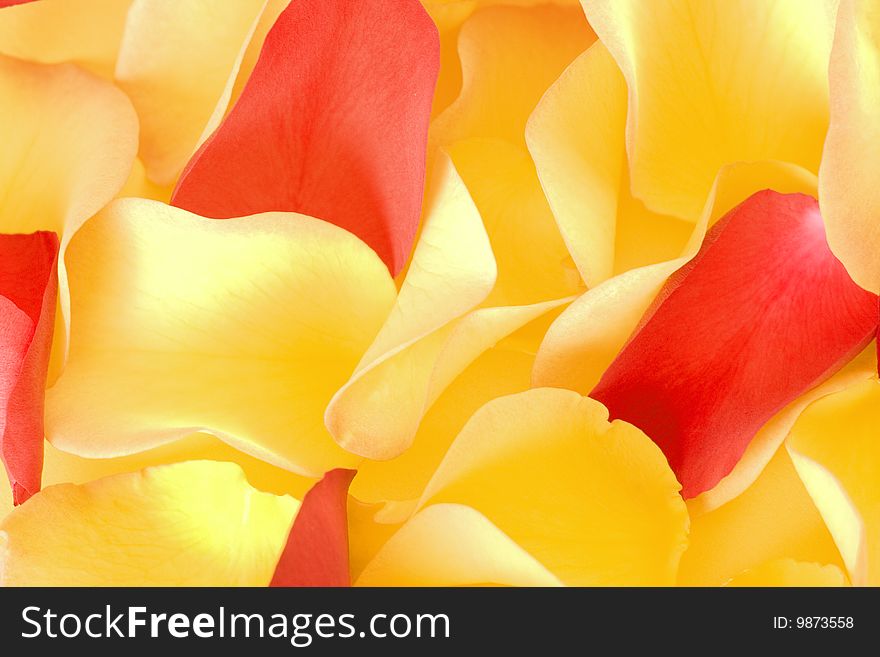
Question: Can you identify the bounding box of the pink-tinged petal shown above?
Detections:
[591,191,879,498]
[270,469,356,588]
[0,232,59,505]
[0,1,39,8]
[171,0,440,275]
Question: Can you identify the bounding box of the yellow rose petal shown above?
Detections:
[416,388,689,585]
[725,559,848,587]
[115,0,268,185]
[819,0,880,293]
[432,4,593,149]
[448,138,583,305]
[0,461,298,586]
[351,345,535,505]
[0,0,131,78]
[356,503,562,587]
[584,0,835,220]
[787,378,880,585]
[678,448,843,586]
[46,199,397,476]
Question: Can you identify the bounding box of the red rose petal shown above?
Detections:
[591,191,879,498]
[171,0,440,275]
[0,231,59,505]
[270,468,356,587]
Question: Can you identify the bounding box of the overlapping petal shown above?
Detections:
[430,4,590,307]
[271,469,355,587]
[678,448,844,586]
[0,232,58,504]
[115,0,268,185]
[326,153,571,462]
[583,0,836,220]
[171,0,440,275]
[366,388,690,586]
[0,461,298,586]
[0,0,131,77]
[787,379,880,585]
[45,199,397,476]
[819,0,880,293]
[591,191,879,498]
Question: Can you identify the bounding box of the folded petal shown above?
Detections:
[326,152,571,460]
[171,0,440,275]
[115,0,268,185]
[787,378,880,585]
[356,503,562,587]
[0,232,58,504]
[591,191,879,498]
[678,448,844,586]
[45,199,396,476]
[432,3,593,149]
[0,461,298,586]
[448,139,584,306]
[271,469,355,587]
[725,559,848,587]
[0,0,131,77]
[819,0,880,293]
[584,0,836,220]
[416,388,689,585]
[527,42,693,286]
[351,345,536,506]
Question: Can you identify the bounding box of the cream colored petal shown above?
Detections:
[0,461,298,586]
[583,0,836,220]
[527,42,626,285]
[787,378,880,585]
[678,448,844,586]
[418,388,689,585]
[819,0,880,293]
[115,0,268,185]
[46,199,397,476]
[0,0,131,78]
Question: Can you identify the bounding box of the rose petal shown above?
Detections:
[115,0,268,185]
[787,378,880,585]
[0,461,298,586]
[678,448,843,586]
[526,42,691,286]
[583,0,836,220]
[0,232,58,504]
[591,191,879,498]
[431,3,593,149]
[171,0,440,275]
[413,388,688,585]
[325,152,570,461]
[45,199,396,475]
[271,468,355,587]
[819,0,880,293]
[355,503,563,587]
[0,0,131,78]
